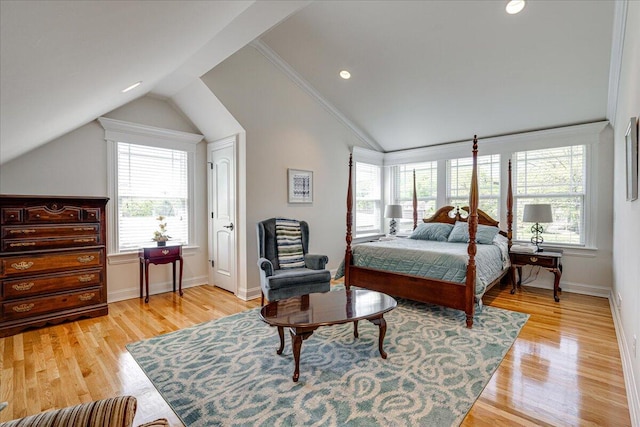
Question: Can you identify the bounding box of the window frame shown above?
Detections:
[98,117,202,256]
[446,154,501,221]
[390,161,439,235]
[352,147,385,239]
[382,122,606,250]
[512,144,589,248]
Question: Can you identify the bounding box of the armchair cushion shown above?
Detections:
[263,268,331,301]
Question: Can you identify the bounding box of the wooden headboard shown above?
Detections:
[424,205,507,237]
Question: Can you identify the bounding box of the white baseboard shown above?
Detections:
[609,291,640,426]
[107,275,207,303]
[521,279,610,298]
[237,285,261,302]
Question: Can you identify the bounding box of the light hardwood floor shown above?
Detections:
[0,283,631,426]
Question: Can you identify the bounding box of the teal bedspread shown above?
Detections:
[335,235,509,297]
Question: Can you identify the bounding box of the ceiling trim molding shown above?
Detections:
[383,121,610,165]
[606,0,628,124]
[97,117,203,151]
[250,39,383,152]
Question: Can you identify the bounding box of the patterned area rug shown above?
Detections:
[127,292,528,426]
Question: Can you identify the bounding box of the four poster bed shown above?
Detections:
[342,136,513,328]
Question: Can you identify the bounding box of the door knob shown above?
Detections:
[223,223,234,231]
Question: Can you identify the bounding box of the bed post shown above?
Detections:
[465,136,479,328]
[413,169,418,230]
[507,159,513,248]
[345,153,353,289]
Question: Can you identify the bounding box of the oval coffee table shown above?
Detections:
[259,288,397,382]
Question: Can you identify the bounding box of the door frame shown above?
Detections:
[207,136,238,294]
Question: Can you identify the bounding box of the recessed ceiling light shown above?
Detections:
[506,0,525,14]
[339,70,351,80]
[121,81,142,93]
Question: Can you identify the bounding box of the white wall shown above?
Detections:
[201,45,367,299]
[0,95,210,302]
[612,1,640,422]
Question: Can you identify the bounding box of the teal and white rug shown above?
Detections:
[127,294,528,426]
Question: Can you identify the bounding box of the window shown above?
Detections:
[117,143,189,251]
[355,162,383,237]
[99,117,201,254]
[392,162,437,234]
[514,145,585,246]
[447,154,501,219]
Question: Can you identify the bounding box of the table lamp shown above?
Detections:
[384,204,403,236]
[523,204,553,252]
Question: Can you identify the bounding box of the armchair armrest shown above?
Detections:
[258,257,274,277]
[305,254,328,270]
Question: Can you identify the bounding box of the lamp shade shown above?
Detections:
[384,204,403,218]
[523,204,553,223]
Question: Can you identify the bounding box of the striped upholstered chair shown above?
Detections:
[0,396,168,427]
[257,218,331,305]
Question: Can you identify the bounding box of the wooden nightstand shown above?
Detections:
[510,249,563,302]
[139,245,183,303]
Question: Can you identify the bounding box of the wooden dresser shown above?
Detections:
[0,195,109,337]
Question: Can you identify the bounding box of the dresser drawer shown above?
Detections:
[2,235,100,252]
[2,224,99,239]
[1,208,23,224]
[2,287,103,321]
[83,208,101,222]
[0,249,103,277]
[24,205,83,223]
[511,253,557,268]
[2,269,103,299]
[141,246,182,259]
[2,224,101,252]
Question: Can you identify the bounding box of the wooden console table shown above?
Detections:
[139,245,183,303]
[510,249,563,302]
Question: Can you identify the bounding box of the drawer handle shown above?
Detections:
[530,257,538,263]
[12,282,35,291]
[13,303,35,313]
[77,255,95,263]
[11,261,34,270]
[162,249,170,255]
[73,238,95,243]
[73,227,95,231]
[78,292,96,301]
[9,242,37,247]
[9,229,36,234]
[78,274,95,283]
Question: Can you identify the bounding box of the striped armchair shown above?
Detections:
[0,396,168,427]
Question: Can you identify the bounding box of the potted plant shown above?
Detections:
[152,215,171,246]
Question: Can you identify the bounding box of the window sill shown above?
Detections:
[353,234,384,244]
[511,241,599,258]
[107,245,200,265]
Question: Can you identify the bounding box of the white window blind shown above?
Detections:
[355,162,382,236]
[393,161,438,234]
[447,154,501,219]
[117,142,189,251]
[514,145,585,245]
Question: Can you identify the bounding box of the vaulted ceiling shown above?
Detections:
[0,1,617,164]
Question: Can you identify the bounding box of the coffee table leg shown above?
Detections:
[353,320,359,338]
[289,328,315,382]
[369,316,388,359]
[276,326,284,355]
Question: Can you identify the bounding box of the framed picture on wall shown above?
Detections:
[626,117,638,202]
[288,169,313,203]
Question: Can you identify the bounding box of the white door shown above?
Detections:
[207,138,236,294]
